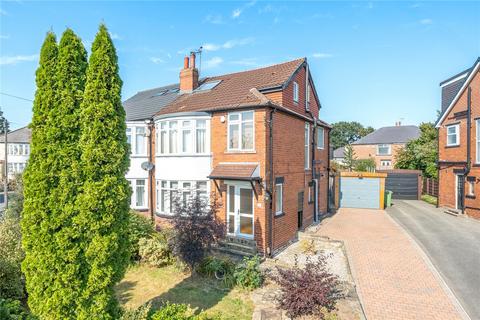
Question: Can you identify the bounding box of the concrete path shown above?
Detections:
[387,200,480,320]
[317,208,465,320]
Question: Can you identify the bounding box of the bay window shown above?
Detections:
[446,124,459,146]
[157,119,208,155]
[156,180,209,215]
[228,111,254,151]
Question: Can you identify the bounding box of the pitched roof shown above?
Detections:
[352,125,420,145]
[0,126,31,143]
[436,57,480,127]
[155,58,306,116]
[123,83,180,121]
[333,147,345,158]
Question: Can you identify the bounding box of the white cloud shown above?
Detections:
[204,57,223,69]
[232,0,256,19]
[0,54,38,65]
[419,18,433,25]
[150,57,165,64]
[109,32,122,40]
[0,34,10,40]
[312,53,333,59]
[202,37,254,52]
[204,14,224,24]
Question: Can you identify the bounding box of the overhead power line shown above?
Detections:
[0,92,34,102]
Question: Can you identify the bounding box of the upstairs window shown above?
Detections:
[157,119,208,155]
[377,144,391,156]
[307,84,311,103]
[228,111,254,151]
[305,123,310,169]
[476,120,480,163]
[317,127,324,149]
[293,81,299,103]
[446,124,459,146]
[275,182,283,215]
[135,127,146,155]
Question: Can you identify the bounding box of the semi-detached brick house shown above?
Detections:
[123,55,331,255]
[436,57,480,219]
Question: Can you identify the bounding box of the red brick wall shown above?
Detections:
[281,65,320,119]
[352,143,405,169]
[438,68,480,219]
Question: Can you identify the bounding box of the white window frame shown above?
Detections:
[126,124,148,157]
[305,123,310,169]
[476,119,480,163]
[156,179,209,215]
[275,183,283,215]
[156,118,209,156]
[293,81,299,103]
[129,179,148,209]
[227,110,255,152]
[317,127,324,149]
[307,84,311,103]
[377,144,391,156]
[467,179,475,197]
[446,124,460,147]
[380,160,392,167]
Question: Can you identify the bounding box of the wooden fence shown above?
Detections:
[422,177,438,197]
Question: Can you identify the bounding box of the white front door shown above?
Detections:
[227,182,254,239]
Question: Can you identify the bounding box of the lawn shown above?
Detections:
[115,264,254,319]
[421,194,437,206]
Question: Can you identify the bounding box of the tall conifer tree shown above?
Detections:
[22,29,88,319]
[76,24,130,319]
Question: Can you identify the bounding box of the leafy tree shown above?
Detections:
[343,145,357,172]
[171,195,225,272]
[395,123,437,178]
[355,158,376,172]
[76,24,131,319]
[22,29,88,319]
[330,121,374,150]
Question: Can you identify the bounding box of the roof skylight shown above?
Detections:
[195,80,221,92]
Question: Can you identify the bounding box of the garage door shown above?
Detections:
[340,177,380,209]
[385,173,419,200]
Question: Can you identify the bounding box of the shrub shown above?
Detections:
[171,196,225,271]
[120,303,152,320]
[138,234,173,267]
[272,255,343,319]
[151,302,190,320]
[354,158,376,172]
[299,239,317,255]
[233,256,263,290]
[0,298,36,320]
[128,210,155,260]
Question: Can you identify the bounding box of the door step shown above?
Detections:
[444,208,462,217]
[215,236,257,257]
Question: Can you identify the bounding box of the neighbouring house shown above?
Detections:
[0,126,31,179]
[332,147,345,164]
[124,55,331,255]
[350,123,420,170]
[436,57,480,219]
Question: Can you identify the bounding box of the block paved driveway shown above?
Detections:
[387,200,480,320]
[317,208,466,320]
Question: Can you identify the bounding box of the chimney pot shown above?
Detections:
[190,52,196,69]
[183,56,189,69]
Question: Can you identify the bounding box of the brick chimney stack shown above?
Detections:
[180,53,199,92]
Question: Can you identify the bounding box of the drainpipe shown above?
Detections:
[305,61,318,221]
[267,104,276,257]
[463,87,472,213]
[436,127,439,208]
[145,119,155,221]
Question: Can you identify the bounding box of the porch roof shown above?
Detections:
[207,163,260,181]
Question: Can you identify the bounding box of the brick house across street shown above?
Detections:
[0,126,31,179]
[436,57,480,219]
[124,55,331,255]
[333,124,420,170]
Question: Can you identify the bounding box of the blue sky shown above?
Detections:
[1,1,479,130]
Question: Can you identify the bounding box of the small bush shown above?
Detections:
[151,302,190,320]
[120,303,152,320]
[299,239,317,255]
[0,298,36,320]
[128,210,155,260]
[138,234,173,267]
[233,256,263,290]
[272,255,343,319]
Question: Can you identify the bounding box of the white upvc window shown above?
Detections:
[307,84,311,103]
[446,124,460,146]
[293,81,299,103]
[467,178,475,197]
[275,183,283,215]
[7,143,30,156]
[377,144,391,156]
[126,128,132,146]
[305,123,310,169]
[129,179,147,209]
[317,127,324,149]
[381,160,392,167]
[126,125,147,156]
[476,119,480,163]
[228,111,254,151]
[157,119,208,155]
[156,180,209,215]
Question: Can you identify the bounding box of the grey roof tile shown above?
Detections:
[333,147,345,158]
[352,125,420,145]
[0,126,31,143]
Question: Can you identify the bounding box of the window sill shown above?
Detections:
[155,212,175,219]
[130,154,148,158]
[274,212,285,218]
[225,150,256,154]
[445,144,460,148]
[156,153,212,158]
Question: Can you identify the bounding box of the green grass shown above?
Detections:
[421,194,437,206]
[115,264,254,319]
